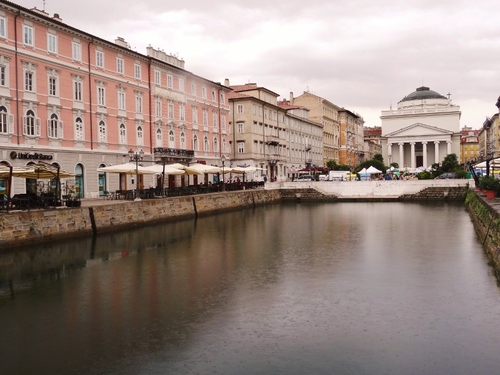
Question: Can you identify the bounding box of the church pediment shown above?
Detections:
[385,123,453,137]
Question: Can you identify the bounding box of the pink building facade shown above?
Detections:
[0,1,230,197]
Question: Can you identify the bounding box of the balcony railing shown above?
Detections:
[154,147,195,158]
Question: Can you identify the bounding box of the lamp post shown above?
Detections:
[128,148,144,200]
[221,154,226,192]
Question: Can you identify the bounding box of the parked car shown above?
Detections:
[435,172,457,179]
[297,175,315,181]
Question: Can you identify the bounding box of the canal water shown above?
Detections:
[1,202,499,375]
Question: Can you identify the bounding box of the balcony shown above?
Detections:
[266,134,281,146]
[154,147,195,160]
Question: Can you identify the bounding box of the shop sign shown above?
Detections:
[10,151,53,160]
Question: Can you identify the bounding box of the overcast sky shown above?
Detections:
[15,0,500,129]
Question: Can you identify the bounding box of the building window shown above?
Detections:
[204,136,209,152]
[74,79,82,101]
[48,76,57,96]
[137,125,143,145]
[135,94,142,113]
[23,110,39,136]
[220,92,225,103]
[23,25,33,46]
[98,86,105,106]
[118,90,125,110]
[156,127,162,147]
[119,123,126,144]
[0,106,8,133]
[48,113,61,138]
[179,78,184,92]
[72,41,81,61]
[193,135,198,151]
[180,104,185,122]
[169,130,175,148]
[237,104,244,114]
[237,122,244,133]
[192,107,198,124]
[98,120,106,142]
[156,98,162,118]
[75,117,83,140]
[203,109,208,126]
[214,138,218,156]
[167,74,173,89]
[116,57,124,74]
[25,71,34,92]
[191,83,196,95]
[154,70,161,85]
[134,63,141,79]
[202,86,206,99]
[0,17,6,38]
[180,132,186,149]
[238,141,244,153]
[221,114,226,130]
[0,65,7,86]
[96,50,104,68]
[168,101,174,120]
[213,112,217,128]
[47,33,57,54]
[212,90,216,101]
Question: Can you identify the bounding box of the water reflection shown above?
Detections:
[0,202,499,375]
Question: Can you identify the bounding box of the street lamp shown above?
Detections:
[128,148,144,200]
[221,154,226,191]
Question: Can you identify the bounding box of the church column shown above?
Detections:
[446,140,452,155]
[410,142,416,169]
[422,141,428,168]
[434,141,440,164]
[399,142,404,168]
[387,143,393,165]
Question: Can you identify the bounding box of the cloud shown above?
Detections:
[13,0,500,127]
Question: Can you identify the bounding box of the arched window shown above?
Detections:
[119,123,126,144]
[0,106,7,134]
[180,132,186,149]
[24,110,35,136]
[169,130,175,148]
[137,125,143,146]
[48,113,59,138]
[75,117,83,140]
[214,137,218,157]
[156,128,162,147]
[204,136,209,152]
[98,120,106,142]
[193,135,198,151]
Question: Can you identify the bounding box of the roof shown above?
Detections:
[399,86,447,103]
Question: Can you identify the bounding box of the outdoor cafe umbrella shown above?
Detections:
[142,164,185,175]
[366,166,382,174]
[96,162,158,175]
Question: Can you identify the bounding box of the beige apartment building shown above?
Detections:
[290,92,341,165]
[339,108,365,169]
[227,81,288,181]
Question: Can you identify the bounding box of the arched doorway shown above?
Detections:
[98,164,106,196]
[75,164,84,198]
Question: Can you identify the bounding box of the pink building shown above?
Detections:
[0,1,231,198]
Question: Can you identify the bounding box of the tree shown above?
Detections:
[441,153,459,173]
[373,154,384,163]
[326,160,350,171]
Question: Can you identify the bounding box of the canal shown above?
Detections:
[1,202,499,374]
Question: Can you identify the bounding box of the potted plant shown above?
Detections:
[478,175,499,198]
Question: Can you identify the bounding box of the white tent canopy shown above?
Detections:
[366,166,382,174]
[474,158,500,169]
[142,164,185,175]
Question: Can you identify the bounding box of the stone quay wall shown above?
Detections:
[0,190,282,249]
[465,191,500,280]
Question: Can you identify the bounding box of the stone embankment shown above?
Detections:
[465,191,500,281]
[0,182,471,249]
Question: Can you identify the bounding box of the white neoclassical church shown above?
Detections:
[380,86,461,169]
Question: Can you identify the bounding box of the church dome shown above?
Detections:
[399,86,447,103]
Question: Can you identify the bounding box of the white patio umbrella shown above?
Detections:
[186,163,221,174]
[97,162,157,175]
[142,164,185,175]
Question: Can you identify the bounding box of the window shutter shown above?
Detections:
[8,114,14,134]
[35,117,40,136]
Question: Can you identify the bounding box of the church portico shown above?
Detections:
[381,86,461,169]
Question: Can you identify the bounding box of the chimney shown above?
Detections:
[224,78,230,87]
[115,37,130,49]
[53,13,62,21]
[290,92,294,104]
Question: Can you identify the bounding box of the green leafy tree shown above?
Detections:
[441,153,460,173]
[373,154,384,163]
